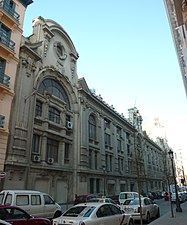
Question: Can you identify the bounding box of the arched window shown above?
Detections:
[88,114,96,141]
[38,78,70,108]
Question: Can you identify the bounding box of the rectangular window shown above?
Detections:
[104,118,110,129]
[90,178,94,194]
[64,143,70,164]
[109,155,112,171]
[104,133,111,147]
[0,23,15,51]
[46,138,58,162]
[35,100,42,117]
[89,150,92,169]
[96,179,100,193]
[32,134,40,153]
[117,139,121,152]
[89,123,96,140]
[16,195,29,206]
[0,58,6,83]
[105,154,112,172]
[31,195,41,205]
[48,106,60,124]
[127,144,130,156]
[94,151,97,169]
[116,126,121,135]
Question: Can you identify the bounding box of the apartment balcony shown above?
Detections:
[0,114,5,128]
[0,73,10,87]
[0,29,15,57]
[0,0,20,26]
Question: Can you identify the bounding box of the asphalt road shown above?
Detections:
[135,198,172,225]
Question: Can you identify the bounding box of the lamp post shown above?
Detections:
[168,149,182,212]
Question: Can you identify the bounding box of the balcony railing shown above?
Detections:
[0,29,15,51]
[0,73,10,87]
[0,0,20,22]
[0,114,5,128]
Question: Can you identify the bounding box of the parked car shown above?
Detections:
[121,197,160,223]
[107,195,120,204]
[0,205,51,225]
[74,194,98,205]
[52,202,134,225]
[0,220,11,225]
[181,191,187,201]
[0,190,62,219]
[171,192,186,203]
[119,192,140,205]
[86,197,118,205]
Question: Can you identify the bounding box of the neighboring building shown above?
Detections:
[0,0,33,172]
[164,0,187,97]
[174,149,185,187]
[2,16,166,203]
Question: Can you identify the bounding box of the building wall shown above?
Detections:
[0,0,32,173]
[164,0,187,96]
[2,16,167,203]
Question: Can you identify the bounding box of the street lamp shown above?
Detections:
[168,149,182,212]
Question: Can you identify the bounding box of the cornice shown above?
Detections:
[19,0,33,7]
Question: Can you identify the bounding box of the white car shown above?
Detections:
[52,202,134,225]
[171,192,186,202]
[121,197,160,223]
[0,220,11,225]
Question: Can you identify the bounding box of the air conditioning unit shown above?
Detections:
[32,155,41,162]
[66,121,73,129]
[47,157,54,164]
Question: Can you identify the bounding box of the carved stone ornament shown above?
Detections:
[54,42,67,60]
[182,0,187,11]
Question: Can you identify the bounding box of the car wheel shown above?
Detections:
[156,208,160,218]
[128,219,134,225]
[146,212,151,223]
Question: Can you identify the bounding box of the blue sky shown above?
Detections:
[23,0,187,164]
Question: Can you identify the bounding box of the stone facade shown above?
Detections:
[164,0,187,97]
[0,0,32,173]
[2,16,168,203]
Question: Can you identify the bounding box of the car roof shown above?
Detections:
[0,190,43,194]
[73,202,115,207]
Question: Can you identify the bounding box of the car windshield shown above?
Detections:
[63,206,95,217]
[120,193,133,199]
[124,199,140,205]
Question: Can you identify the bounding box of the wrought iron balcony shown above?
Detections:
[0,0,20,22]
[0,73,10,87]
[0,29,15,51]
[0,114,5,128]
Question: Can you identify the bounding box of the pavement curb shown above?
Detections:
[149,201,187,225]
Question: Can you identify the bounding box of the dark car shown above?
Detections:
[73,194,97,205]
[107,195,120,204]
[0,205,51,225]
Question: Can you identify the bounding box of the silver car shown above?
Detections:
[52,202,134,225]
[121,197,160,223]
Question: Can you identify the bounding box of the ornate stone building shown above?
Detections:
[164,0,187,97]
[0,0,33,172]
[2,16,167,203]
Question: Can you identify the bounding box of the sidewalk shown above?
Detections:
[149,201,187,225]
